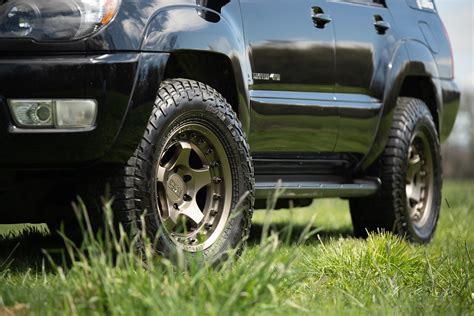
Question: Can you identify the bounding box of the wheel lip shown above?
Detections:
[405,128,435,229]
[154,122,233,252]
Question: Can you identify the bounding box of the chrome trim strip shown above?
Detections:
[250,90,381,104]
[250,90,334,101]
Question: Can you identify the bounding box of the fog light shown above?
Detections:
[55,100,97,128]
[8,99,97,129]
[8,100,54,127]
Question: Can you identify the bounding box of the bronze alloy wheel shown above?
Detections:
[91,79,254,263]
[349,97,442,243]
[155,123,233,252]
[406,131,434,228]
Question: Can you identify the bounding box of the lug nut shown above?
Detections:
[213,177,222,183]
[206,148,214,155]
[183,194,192,201]
[213,193,222,200]
[211,161,220,167]
[173,203,179,210]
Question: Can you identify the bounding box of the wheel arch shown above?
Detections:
[357,40,443,171]
[104,4,252,164]
[399,76,440,133]
[141,4,251,133]
[163,51,240,120]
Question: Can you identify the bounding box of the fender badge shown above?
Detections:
[253,73,281,81]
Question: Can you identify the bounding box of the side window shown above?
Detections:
[406,0,437,12]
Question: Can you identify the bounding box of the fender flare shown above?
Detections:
[358,40,443,170]
[140,4,251,132]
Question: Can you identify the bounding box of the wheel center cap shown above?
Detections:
[166,174,186,203]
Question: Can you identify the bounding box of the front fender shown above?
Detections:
[141,4,251,132]
[103,53,170,164]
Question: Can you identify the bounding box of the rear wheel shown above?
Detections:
[350,97,442,243]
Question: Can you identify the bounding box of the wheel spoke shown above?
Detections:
[190,166,212,191]
[409,186,422,204]
[169,142,193,170]
[407,153,422,182]
[162,214,178,231]
[162,202,180,230]
[411,211,421,222]
[157,165,167,183]
[181,201,205,225]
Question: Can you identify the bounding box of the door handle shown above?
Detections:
[374,20,390,34]
[312,8,332,29]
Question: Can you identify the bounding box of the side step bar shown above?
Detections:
[255,177,381,199]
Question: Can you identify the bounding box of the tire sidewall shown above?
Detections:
[141,88,252,262]
[400,104,442,242]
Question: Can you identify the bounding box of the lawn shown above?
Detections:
[0,181,472,315]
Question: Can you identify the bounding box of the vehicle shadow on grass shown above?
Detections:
[0,223,355,273]
[247,222,354,246]
[0,229,72,274]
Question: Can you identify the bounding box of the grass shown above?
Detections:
[0,181,472,315]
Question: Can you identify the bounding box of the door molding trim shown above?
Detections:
[250,89,381,104]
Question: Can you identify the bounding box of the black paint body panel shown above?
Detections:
[0,53,169,167]
[0,0,459,167]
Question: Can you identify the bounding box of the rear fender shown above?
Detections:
[358,40,442,170]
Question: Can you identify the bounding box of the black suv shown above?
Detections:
[0,0,460,261]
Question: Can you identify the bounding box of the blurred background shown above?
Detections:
[437,0,474,178]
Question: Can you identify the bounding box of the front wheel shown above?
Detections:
[105,79,254,263]
[350,97,442,243]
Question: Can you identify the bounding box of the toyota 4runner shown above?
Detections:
[0,0,460,262]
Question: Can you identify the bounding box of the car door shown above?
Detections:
[325,0,399,155]
[239,0,338,155]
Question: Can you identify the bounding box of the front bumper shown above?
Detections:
[0,52,169,167]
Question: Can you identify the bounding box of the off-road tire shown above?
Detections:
[98,79,254,262]
[350,97,442,243]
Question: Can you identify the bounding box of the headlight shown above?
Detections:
[0,0,120,41]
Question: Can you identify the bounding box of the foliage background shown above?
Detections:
[438,0,474,178]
